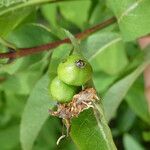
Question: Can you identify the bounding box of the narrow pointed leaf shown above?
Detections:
[103,48,150,121]
[20,74,55,150]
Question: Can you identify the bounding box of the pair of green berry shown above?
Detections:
[49,54,93,103]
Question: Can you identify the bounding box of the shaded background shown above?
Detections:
[0,0,150,150]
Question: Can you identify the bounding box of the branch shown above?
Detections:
[0,17,116,59]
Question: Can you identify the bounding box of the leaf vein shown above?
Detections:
[89,37,121,61]
[118,0,143,23]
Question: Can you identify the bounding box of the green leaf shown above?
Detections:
[103,64,148,122]
[116,107,136,133]
[59,0,91,29]
[142,131,150,142]
[82,32,121,59]
[0,59,24,74]
[20,45,71,150]
[0,0,60,16]
[0,0,64,37]
[82,32,128,75]
[41,3,79,33]
[103,62,149,121]
[123,134,145,150]
[33,117,62,150]
[0,23,55,74]
[71,108,117,150]
[102,46,150,121]
[58,32,122,149]
[0,8,33,37]
[20,74,55,150]
[0,125,19,150]
[63,29,81,53]
[7,23,57,48]
[0,72,41,95]
[40,3,58,28]
[93,72,117,93]
[89,1,113,25]
[5,92,26,118]
[0,37,16,50]
[125,79,150,124]
[107,0,150,41]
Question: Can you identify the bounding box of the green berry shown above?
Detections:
[57,54,92,86]
[49,76,79,103]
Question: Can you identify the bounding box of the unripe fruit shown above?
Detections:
[50,76,79,103]
[57,54,92,86]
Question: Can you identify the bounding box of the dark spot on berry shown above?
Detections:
[75,59,86,68]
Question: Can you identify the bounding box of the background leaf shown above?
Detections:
[142,131,150,142]
[103,58,149,121]
[1,1,150,150]
[7,23,57,48]
[20,44,71,150]
[0,8,33,37]
[107,0,150,41]
[125,78,150,124]
[123,134,145,150]
[58,0,91,29]
[0,0,66,37]
[115,106,136,134]
[0,23,55,74]
[40,0,92,32]
[0,125,20,150]
[82,32,128,75]
[20,74,55,150]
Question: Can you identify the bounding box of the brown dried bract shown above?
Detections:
[49,88,99,144]
[49,88,99,120]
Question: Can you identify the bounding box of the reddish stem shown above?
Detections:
[0,17,116,59]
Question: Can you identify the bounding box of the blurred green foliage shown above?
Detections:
[0,0,150,150]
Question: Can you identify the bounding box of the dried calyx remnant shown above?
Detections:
[49,88,99,144]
